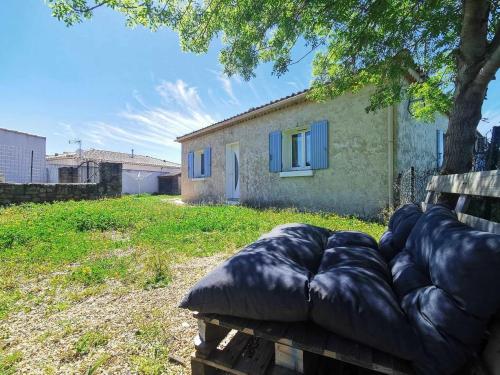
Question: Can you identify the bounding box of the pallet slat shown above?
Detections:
[457,212,500,234]
[211,332,252,368]
[426,170,500,197]
[197,314,413,375]
[234,338,274,375]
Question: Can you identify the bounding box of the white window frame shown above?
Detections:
[193,149,205,178]
[282,127,312,171]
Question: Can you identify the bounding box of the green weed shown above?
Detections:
[69,258,130,286]
[0,351,22,375]
[74,331,109,356]
[142,253,172,290]
[85,354,112,375]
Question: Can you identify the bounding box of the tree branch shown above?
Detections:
[475,43,500,86]
[489,20,500,54]
[460,0,490,64]
[475,13,500,87]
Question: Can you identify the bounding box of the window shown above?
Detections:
[200,152,205,176]
[188,147,211,179]
[269,120,328,174]
[286,129,312,170]
[194,150,205,178]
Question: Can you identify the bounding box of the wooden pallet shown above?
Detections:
[191,313,413,375]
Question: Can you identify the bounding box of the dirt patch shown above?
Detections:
[160,198,185,206]
[0,254,226,374]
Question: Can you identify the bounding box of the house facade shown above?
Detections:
[0,128,46,183]
[46,149,181,195]
[177,88,447,218]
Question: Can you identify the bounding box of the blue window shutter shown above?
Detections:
[188,151,194,179]
[311,120,329,170]
[269,131,282,172]
[204,147,211,177]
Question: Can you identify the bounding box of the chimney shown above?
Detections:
[131,149,134,158]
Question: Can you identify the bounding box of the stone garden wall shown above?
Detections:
[0,163,122,205]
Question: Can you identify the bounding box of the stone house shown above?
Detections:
[176,87,448,218]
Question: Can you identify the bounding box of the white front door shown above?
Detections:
[225,142,240,199]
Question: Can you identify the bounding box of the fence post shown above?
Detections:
[486,126,500,170]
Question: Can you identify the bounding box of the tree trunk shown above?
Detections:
[440,0,492,176]
[441,83,487,175]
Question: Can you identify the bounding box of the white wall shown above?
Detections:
[122,170,165,194]
[0,129,46,183]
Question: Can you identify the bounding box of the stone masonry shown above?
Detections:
[0,163,122,206]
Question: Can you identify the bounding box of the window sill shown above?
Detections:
[191,177,207,181]
[279,170,313,178]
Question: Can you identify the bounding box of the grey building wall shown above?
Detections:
[395,100,448,173]
[181,88,392,218]
[0,129,46,183]
[180,88,449,218]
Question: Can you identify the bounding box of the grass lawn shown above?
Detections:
[0,195,385,374]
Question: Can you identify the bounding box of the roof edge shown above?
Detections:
[0,127,46,139]
[176,90,309,142]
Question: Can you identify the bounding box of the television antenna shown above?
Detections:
[69,139,82,158]
[133,171,152,194]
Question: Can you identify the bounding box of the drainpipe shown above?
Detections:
[387,104,395,207]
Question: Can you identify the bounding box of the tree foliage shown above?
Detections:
[48,1,484,117]
[49,0,500,173]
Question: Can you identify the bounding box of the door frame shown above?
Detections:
[225,142,240,199]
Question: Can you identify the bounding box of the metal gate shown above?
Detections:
[76,160,100,183]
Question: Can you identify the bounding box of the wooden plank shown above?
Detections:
[323,334,406,375]
[193,336,275,375]
[356,343,373,368]
[199,315,414,375]
[198,319,231,343]
[454,195,470,213]
[195,319,231,359]
[371,350,395,374]
[257,321,290,343]
[266,365,299,375]
[191,357,219,375]
[426,170,500,198]
[457,213,500,234]
[392,357,414,375]
[284,322,328,356]
[234,337,274,375]
[199,314,262,336]
[211,332,251,368]
[483,316,500,375]
[323,332,356,361]
[192,355,244,375]
[275,343,304,373]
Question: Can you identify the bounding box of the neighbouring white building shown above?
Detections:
[46,149,181,194]
[0,128,47,183]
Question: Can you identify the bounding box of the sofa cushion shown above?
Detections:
[379,204,423,261]
[326,231,378,251]
[310,245,421,360]
[392,205,500,374]
[179,223,331,321]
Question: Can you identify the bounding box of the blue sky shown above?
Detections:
[1,0,499,163]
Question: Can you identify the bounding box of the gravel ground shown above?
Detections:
[0,254,226,374]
